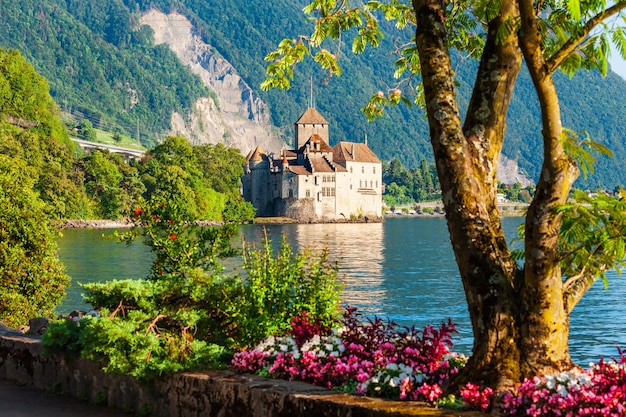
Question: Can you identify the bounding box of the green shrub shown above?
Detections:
[43,199,342,379]
[237,235,342,346]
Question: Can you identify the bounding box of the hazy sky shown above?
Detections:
[610,55,626,80]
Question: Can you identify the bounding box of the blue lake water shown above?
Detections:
[56,216,626,365]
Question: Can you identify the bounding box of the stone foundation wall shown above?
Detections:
[0,332,479,417]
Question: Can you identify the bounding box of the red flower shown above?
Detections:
[169,234,177,240]
[134,208,143,217]
[152,215,158,221]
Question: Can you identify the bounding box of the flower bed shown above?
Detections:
[233,308,626,416]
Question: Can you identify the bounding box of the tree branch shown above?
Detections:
[547,1,626,74]
[562,271,599,313]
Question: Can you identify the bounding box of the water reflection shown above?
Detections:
[238,223,386,316]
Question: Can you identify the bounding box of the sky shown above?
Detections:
[610,55,626,80]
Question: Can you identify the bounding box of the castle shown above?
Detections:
[242,108,383,222]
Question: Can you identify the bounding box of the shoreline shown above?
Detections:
[54,202,528,229]
[54,219,134,229]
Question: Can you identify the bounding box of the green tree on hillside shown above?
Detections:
[194,143,256,222]
[138,136,253,222]
[0,48,90,219]
[81,150,145,219]
[0,155,70,327]
[79,119,97,142]
[263,0,626,392]
[383,157,439,203]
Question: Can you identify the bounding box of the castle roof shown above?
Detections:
[246,145,267,162]
[295,107,329,125]
[309,157,347,173]
[333,142,381,164]
[300,134,333,153]
[285,165,310,175]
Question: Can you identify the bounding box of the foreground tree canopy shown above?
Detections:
[0,155,70,327]
[263,0,626,390]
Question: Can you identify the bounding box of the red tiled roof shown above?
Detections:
[286,165,311,175]
[333,142,381,164]
[310,157,336,173]
[308,134,334,152]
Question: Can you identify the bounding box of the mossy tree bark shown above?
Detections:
[413,0,577,390]
[517,0,579,376]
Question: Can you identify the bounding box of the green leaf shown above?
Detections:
[567,0,582,21]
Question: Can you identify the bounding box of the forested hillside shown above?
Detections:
[1,0,625,188]
[0,47,254,223]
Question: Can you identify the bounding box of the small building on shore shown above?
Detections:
[242,108,383,222]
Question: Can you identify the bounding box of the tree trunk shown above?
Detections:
[412,0,523,390]
[517,0,579,375]
[413,0,580,390]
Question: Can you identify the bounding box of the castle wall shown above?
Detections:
[295,123,328,149]
[247,160,271,216]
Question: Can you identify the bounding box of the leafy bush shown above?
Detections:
[0,155,70,327]
[237,235,342,346]
[42,199,342,379]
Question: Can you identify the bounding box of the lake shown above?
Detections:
[56,216,626,365]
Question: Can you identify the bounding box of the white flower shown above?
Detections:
[545,376,556,390]
[334,326,347,337]
[389,377,399,388]
[279,344,288,352]
[386,363,399,371]
[578,373,592,386]
[556,384,569,397]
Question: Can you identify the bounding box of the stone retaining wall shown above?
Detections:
[0,332,480,417]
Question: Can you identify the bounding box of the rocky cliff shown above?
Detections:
[140,10,286,154]
[497,155,533,186]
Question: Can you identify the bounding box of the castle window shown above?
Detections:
[350,167,353,173]
[289,189,293,198]
[373,167,376,174]
[321,187,335,197]
[306,189,311,197]
[362,166,365,173]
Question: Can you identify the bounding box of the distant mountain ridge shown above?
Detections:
[1,0,625,188]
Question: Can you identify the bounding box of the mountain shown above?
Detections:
[1,0,625,189]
